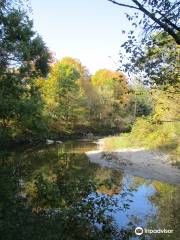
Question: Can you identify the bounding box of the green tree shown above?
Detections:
[108,1,180,87]
[121,32,180,86]
[0,0,50,145]
[128,84,153,119]
[42,60,87,135]
[60,57,90,87]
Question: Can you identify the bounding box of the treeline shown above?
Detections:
[37,57,152,137]
[3,0,178,153]
[0,0,152,147]
[0,52,152,146]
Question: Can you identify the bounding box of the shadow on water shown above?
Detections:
[0,141,180,239]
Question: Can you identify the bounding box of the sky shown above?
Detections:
[31,0,136,74]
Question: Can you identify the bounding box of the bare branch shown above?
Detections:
[107,0,139,10]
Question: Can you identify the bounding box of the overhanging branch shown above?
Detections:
[157,11,180,32]
[131,0,180,44]
[107,0,180,44]
[107,0,139,10]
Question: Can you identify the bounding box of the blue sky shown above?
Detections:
[31,0,137,74]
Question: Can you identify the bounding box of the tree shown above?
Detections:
[107,0,180,44]
[152,86,180,123]
[91,69,130,131]
[0,0,50,78]
[42,60,90,135]
[0,0,51,144]
[107,1,180,87]
[128,84,153,119]
[60,57,90,87]
[59,57,92,132]
[120,32,180,86]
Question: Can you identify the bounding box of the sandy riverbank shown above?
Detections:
[86,145,180,185]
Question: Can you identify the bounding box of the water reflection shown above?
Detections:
[0,141,180,239]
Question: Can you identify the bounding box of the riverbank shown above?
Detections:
[86,147,180,185]
[85,137,180,185]
[99,129,180,168]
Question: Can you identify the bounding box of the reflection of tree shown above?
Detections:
[148,181,180,240]
[126,177,180,239]
[0,146,135,240]
[6,145,180,240]
[95,168,123,195]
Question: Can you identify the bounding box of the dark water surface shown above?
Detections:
[0,141,179,240]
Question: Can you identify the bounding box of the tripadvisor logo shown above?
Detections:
[135,227,143,236]
[135,226,174,236]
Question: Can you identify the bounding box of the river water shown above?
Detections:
[0,140,179,239]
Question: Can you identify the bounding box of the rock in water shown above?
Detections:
[87,133,94,140]
[46,139,54,145]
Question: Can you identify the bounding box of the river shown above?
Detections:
[0,140,179,239]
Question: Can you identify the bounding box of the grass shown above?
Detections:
[102,118,180,166]
[102,134,139,151]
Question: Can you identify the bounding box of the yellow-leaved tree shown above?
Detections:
[91,69,130,131]
[41,57,90,136]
